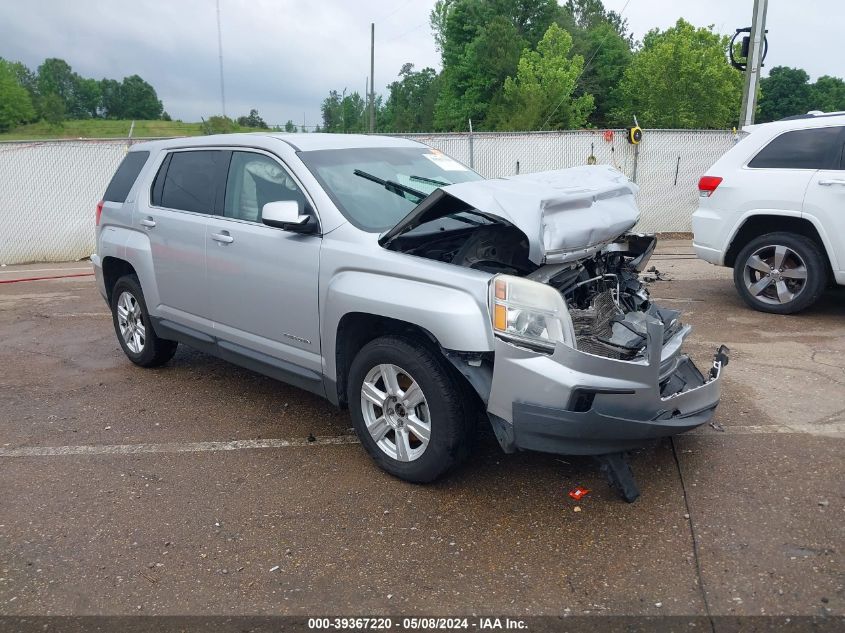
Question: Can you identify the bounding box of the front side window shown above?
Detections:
[156,150,222,213]
[223,152,307,222]
[298,147,483,232]
[748,126,843,170]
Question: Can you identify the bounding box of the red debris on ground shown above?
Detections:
[568,487,590,501]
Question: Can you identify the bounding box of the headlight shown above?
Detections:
[489,274,576,353]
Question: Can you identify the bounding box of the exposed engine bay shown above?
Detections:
[389,222,680,361]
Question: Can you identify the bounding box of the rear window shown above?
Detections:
[748,127,843,170]
[155,150,223,214]
[103,151,149,202]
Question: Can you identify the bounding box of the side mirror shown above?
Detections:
[262,201,316,233]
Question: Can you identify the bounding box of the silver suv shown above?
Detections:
[93,133,727,499]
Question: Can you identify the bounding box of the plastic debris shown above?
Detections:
[568,487,590,501]
[269,565,279,572]
[573,506,582,513]
[709,420,725,432]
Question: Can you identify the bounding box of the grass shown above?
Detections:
[0,119,276,141]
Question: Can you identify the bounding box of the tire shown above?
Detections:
[733,232,828,314]
[347,336,473,483]
[110,274,178,367]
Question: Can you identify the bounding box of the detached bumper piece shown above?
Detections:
[510,344,729,502]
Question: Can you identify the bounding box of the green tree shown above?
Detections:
[0,59,36,131]
[497,23,593,130]
[203,115,236,134]
[41,93,65,127]
[237,108,267,128]
[564,0,631,43]
[430,0,564,130]
[811,75,845,112]
[119,75,163,119]
[321,90,343,131]
[74,76,101,118]
[99,78,123,118]
[36,58,77,116]
[383,63,439,131]
[435,15,525,129]
[758,67,813,122]
[284,119,298,132]
[612,19,742,128]
[571,21,631,126]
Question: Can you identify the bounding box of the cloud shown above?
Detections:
[0,0,440,125]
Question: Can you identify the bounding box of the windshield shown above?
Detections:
[298,146,484,232]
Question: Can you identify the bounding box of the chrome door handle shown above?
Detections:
[818,179,845,186]
[211,232,234,244]
[140,217,156,228]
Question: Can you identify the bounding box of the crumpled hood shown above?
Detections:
[380,165,640,265]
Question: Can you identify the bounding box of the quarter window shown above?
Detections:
[223,152,307,222]
[104,151,149,202]
[748,127,843,170]
[156,150,223,213]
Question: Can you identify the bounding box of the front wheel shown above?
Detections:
[347,336,473,483]
[733,232,828,314]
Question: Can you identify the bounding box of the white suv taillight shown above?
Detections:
[698,176,723,198]
[95,200,104,226]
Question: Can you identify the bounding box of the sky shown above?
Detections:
[0,0,842,127]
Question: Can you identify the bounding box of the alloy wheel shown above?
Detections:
[742,244,808,306]
[360,363,431,462]
[116,291,146,354]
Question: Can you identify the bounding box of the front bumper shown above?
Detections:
[486,317,726,456]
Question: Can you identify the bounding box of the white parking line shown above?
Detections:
[0,267,91,275]
[691,423,845,436]
[1,423,842,459]
[0,435,361,458]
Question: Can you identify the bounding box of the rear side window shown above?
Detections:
[155,150,223,213]
[748,127,843,170]
[104,151,149,202]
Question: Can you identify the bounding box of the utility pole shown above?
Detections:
[369,23,375,133]
[216,0,226,117]
[739,0,768,128]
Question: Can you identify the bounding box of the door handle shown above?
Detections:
[818,179,845,186]
[140,217,156,228]
[211,231,234,244]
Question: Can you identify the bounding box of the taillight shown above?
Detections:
[95,200,104,226]
[698,176,723,198]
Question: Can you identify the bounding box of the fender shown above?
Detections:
[321,270,494,382]
[106,226,160,313]
[799,211,841,275]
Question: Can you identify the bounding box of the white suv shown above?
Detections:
[692,112,845,313]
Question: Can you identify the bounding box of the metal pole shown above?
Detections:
[468,119,474,169]
[739,0,768,128]
[216,0,226,117]
[369,23,375,133]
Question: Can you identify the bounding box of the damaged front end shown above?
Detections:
[381,165,728,462]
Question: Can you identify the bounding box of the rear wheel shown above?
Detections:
[733,232,827,314]
[347,336,473,483]
[111,275,178,367]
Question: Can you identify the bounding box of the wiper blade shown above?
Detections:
[353,169,427,203]
[410,174,450,187]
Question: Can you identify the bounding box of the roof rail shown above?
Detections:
[778,111,845,121]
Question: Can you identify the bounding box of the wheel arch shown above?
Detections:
[724,214,833,275]
[332,313,443,409]
[102,257,138,305]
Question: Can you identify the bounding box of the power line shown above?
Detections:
[541,0,633,129]
[375,0,418,24]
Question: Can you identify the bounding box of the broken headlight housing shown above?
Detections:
[489,275,577,353]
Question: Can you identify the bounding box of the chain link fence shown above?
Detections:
[0,130,736,265]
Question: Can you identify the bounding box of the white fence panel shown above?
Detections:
[0,140,129,264]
